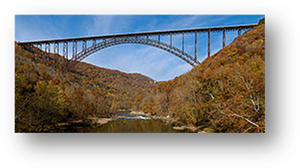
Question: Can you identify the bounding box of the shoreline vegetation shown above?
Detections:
[15,18,265,133]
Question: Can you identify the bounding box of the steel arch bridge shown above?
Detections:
[19,24,256,67]
[76,36,200,66]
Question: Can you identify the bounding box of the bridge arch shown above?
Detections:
[74,36,200,67]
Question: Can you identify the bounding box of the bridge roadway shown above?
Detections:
[19,24,256,67]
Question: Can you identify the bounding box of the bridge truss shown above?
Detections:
[19,24,256,67]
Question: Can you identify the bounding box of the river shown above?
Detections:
[58,113,191,133]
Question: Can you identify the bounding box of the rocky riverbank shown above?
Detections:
[56,117,114,127]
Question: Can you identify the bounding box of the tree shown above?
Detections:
[32,80,65,131]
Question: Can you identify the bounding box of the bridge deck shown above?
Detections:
[19,24,256,44]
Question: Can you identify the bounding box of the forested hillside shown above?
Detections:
[140,22,265,133]
[15,43,155,132]
[15,19,265,133]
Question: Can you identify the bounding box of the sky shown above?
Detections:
[15,15,264,81]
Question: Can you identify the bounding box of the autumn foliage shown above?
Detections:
[15,19,265,133]
[15,43,155,132]
[140,23,265,133]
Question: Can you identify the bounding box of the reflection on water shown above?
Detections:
[83,120,188,133]
[61,113,191,133]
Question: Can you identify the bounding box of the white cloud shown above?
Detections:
[86,15,135,36]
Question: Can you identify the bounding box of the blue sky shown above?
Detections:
[15,15,264,81]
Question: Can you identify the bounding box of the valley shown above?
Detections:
[15,18,265,133]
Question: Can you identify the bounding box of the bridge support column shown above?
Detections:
[45,43,50,53]
[38,43,42,50]
[182,32,184,53]
[238,28,242,36]
[223,29,226,48]
[53,42,59,69]
[208,30,210,57]
[158,34,160,43]
[63,41,68,59]
[170,33,172,46]
[92,39,96,46]
[82,40,87,54]
[73,41,77,60]
[39,43,45,63]
[44,43,51,65]
[63,41,68,69]
[195,32,197,62]
[54,42,59,54]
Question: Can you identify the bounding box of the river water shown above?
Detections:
[60,113,191,133]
